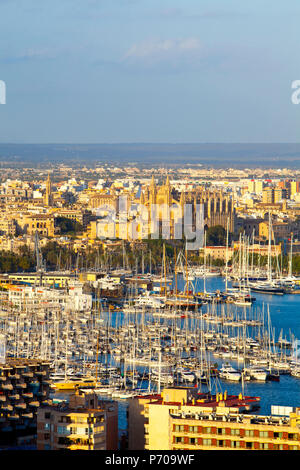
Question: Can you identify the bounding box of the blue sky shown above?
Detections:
[0,0,299,143]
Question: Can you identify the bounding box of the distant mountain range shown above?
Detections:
[0,143,300,168]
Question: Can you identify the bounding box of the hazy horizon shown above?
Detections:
[1,142,300,168]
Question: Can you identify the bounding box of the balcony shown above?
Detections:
[15,402,27,410]
[8,393,20,400]
[28,401,40,407]
[8,414,20,420]
[1,383,13,391]
[1,404,13,412]
[23,372,34,378]
[15,383,27,389]
[42,380,52,385]
[35,371,47,376]
[21,412,33,419]
[8,374,20,380]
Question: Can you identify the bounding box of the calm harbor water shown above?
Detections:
[53,275,300,433]
[190,276,300,416]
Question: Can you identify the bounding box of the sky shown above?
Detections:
[0,0,299,144]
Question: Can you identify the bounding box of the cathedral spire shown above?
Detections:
[140,190,145,205]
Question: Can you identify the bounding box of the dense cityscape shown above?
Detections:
[0,159,299,451]
[1,0,300,458]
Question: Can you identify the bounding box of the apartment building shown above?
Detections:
[259,220,293,242]
[128,387,261,450]
[128,387,300,451]
[37,391,118,450]
[53,208,92,228]
[0,359,51,445]
[0,218,16,236]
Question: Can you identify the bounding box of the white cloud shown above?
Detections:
[122,37,203,68]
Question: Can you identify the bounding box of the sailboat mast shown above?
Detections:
[95,331,100,385]
[163,243,167,296]
[225,217,229,293]
[174,247,177,296]
[289,232,293,278]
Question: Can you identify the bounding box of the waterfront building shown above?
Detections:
[233,242,281,257]
[128,387,261,450]
[202,246,234,261]
[6,271,76,288]
[7,283,92,312]
[128,387,300,451]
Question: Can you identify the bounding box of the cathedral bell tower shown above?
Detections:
[44,173,53,207]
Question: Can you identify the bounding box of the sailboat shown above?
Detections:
[248,213,286,294]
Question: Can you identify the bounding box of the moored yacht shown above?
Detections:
[219,363,241,382]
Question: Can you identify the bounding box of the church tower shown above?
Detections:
[45,173,52,207]
[149,175,157,205]
[164,175,171,206]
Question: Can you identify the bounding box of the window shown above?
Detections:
[231,429,240,436]
[57,426,70,435]
[231,441,240,448]
[59,416,72,424]
[44,423,50,430]
[203,439,212,446]
[246,442,253,449]
[259,431,269,438]
[245,430,254,437]
[189,438,196,445]
[217,440,224,447]
[259,443,269,450]
[203,427,211,434]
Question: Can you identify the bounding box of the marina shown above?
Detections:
[0,267,299,429]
